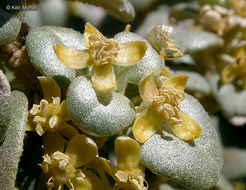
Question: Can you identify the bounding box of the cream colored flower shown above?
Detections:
[26,76,78,154]
[40,134,104,190]
[55,22,147,92]
[87,137,147,190]
[232,0,246,17]
[200,5,231,35]
[222,44,246,88]
[27,77,76,136]
[133,72,202,143]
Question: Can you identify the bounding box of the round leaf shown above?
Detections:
[171,27,224,53]
[114,31,163,85]
[0,70,11,142]
[0,91,28,189]
[74,0,135,22]
[0,0,25,45]
[26,26,86,88]
[66,76,135,137]
[140,94,223,189]
[209,74,246,118]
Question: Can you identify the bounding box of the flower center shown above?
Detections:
[40,151,85,189]
[152,87,184,127]
[88,35,120,67]
[30,97,64,135]
[232,0,246,17]
[115,169,147,190]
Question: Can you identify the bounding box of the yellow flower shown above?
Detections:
[149,25,184,60]
[55,22,147,92]
[26,76,78,154]
[222,44,246,88]
[232,0,246,17]
[87,137,147,190]
[200,5,230,36]
[133,72,202,143]
[40,134,104,190]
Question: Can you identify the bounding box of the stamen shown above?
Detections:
[49,115,58,129]
[152,87,184,127]
[30,104,40,115]
[115,170,128,183]
[88,35,120,67]
[33,116,46,124]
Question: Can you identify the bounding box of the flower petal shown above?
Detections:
[115,41,147,66]
[55,44,90,69]
[42,132,65,154]
[233,44,245,61]
[84,22,104,48]
[65,134,98,168]
[139,72,159,105]
[58,100,70,121]
[170,111,202,140]
[58,122,78,139]
[73,170,106,190]
[91,65,117,92]
[86,157,116,177]
[243,76,246,89]
[26,114,35,131]
[161,75,188,91]
[222,64,240,84]
[38,76,61,102]
[115,136,141,170]
[133,108,163,143]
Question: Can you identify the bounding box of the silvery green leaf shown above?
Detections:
[217,54,236,65]
[114,31,163,85]
[113,66,129,94]
[173,70,211,95]
[0,0,25,45]
[70,0,135,22]
[172,54,196,65]
[0,70,11,142]
[24,9,42,29]
[135,6,170,37]
[169,2,199,22]
[128,0,157,11]
[68,2,106,27]
[214,175,234,190]
[223,147,246,179]
[171,27,224,53]
[66,76,135,137]
[209,74,246,119]
[26,26,86,88]
[158,183,179,190]
[229,116,246,126]
[0,91,28,190]
[141,94,223,190]
[39,0,68,26]
[198,0,231,8]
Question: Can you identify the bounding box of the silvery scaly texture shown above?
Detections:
[0,91,28,190]
[66,76,135,137]
[209,74,246,118]
[141,94,223,190]
[114,31,163,85]
[170,27,224,53]
[223,147,246,179]
[26,26,86,88]
[70,0,135,22]
[0,3,24,45]
[0,71,11,142]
